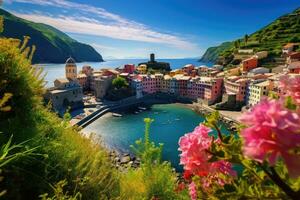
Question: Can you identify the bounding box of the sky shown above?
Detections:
[2,0,300,59]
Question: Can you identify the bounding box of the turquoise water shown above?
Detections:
[82,104,228,171]
[38,59,211,87]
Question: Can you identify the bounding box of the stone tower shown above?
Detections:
[150,53,155,62]
[65,57,77,80]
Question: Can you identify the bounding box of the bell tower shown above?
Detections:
[65,57,77,80]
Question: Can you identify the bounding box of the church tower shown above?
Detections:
[65,57,77,80]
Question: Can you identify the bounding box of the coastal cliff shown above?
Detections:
[0,8,103,64]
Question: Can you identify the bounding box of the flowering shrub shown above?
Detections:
[178,76,300,199]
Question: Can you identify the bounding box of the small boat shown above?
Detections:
[134,111,139,114]
[138,107,147,111]
[112,113,122,117]
[175,118,180,121]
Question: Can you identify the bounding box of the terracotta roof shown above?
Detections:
[55,78,69,83]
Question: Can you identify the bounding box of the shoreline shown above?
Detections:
[79,99,240,172]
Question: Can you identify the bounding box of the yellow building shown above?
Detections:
[170,69,183,76]
[247,80,274,106]
[224,67,241,76]
[137,64,147,74]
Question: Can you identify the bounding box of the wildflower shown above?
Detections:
[188,182,197,200]
[240,98,300,178]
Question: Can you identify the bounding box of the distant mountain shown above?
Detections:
[0,9,103,64]
[200,7,300,63]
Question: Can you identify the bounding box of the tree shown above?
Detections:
[112,76,128,89]
[244,34,249,46]
[234,40,239,49]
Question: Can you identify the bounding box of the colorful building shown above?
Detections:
[247,80,274,106]
[136,64,147,74]
[124,64,135,74]
[241,57,258,72]
[224,76,249,103]
[131,79,143,99]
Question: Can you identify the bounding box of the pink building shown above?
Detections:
[224,76,249,102]
[186,77,223,103]
[201,77,223,103]
[124,64,135,74]
[178,76,191,96]
[141,75,158,94]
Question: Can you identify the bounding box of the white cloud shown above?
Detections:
[9,0,198,50]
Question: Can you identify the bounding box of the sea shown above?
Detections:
[38,58,212,87]
[82,104,229,171]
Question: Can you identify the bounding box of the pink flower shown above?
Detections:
[188,182,197,200]
[178,124,236,189]
[279,75,300,105]
[178,125,213,176]
[239,98,300,178]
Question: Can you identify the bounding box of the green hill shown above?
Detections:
[199,42,233,63]
[0,8,103,64]
[200,7,300,64]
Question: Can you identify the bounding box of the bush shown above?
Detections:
[0,37,120,199]
[112,76,128,89]
[120,119,189,200]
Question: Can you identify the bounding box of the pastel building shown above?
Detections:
[161,75,171,93]
[224,76,249,103]
[178,76,191,97]
[247,80,274,106]
[131,79,143,99]
[141,75,157,94]
[201,77,223,104]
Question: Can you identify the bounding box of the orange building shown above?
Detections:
[241,57,258,72]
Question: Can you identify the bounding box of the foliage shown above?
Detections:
[178,80,300,199]
[0,8,103,63]
[39,180,82,200]
[201,7,300,65]
[112,76,128,89]
[0,35,120,199]
[121,118,190,200]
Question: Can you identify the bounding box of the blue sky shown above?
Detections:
[3,0,300,59]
